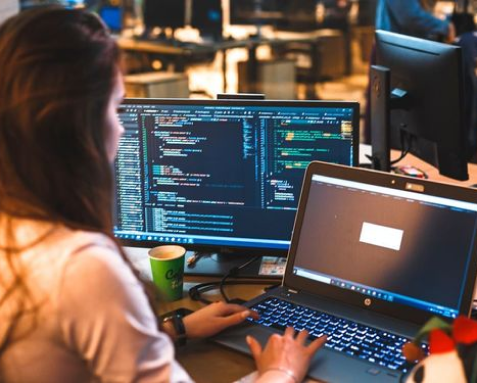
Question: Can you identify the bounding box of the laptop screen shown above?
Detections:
[292,173,477,319]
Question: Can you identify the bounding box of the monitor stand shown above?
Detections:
[370,65,391,172]
[123,246,284,280]
[370,65,411,172]
[185,252,285,280]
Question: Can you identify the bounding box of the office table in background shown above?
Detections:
[116,30,342,98]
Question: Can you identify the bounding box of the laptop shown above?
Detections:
[213,161,477,382]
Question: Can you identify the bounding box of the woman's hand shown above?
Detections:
[183,301,259,339]
[247,327,327,383]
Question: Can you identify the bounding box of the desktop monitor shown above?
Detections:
[143,0,186,30]
[191,0,223,40]
[114,99,359,272]
[371,30,469,181]
[229,0,286,26]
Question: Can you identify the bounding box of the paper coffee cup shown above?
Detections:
[148,245,186,301]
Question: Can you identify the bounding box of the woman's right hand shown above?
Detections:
[246,327,327,383]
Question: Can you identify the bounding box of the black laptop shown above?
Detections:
[213,161,477,382]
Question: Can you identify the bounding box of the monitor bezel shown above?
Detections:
[115,97,360,257]
[284,161,477,324]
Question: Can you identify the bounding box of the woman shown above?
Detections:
[0,7,326,383]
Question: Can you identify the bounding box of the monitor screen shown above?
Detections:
[114,99,359,255]
[143,0,186,29]
[373,30,468,180]
[191,0,223,38]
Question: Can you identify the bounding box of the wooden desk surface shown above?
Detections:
[359,143,477,187]
[391,154,477,187]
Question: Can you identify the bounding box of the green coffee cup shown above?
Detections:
[148,245,186,301]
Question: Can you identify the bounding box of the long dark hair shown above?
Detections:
[0,7,116,225]
[0,7,156,354]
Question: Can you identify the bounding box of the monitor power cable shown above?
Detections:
[188,280,275,305]
[219,256,261,303]
[188,256,280,304]
[390,131,412,166]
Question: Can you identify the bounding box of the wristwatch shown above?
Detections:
[162,314,187,346]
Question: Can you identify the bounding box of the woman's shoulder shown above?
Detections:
[0,215,117,259]
[51,225,117,253]
[7,220,126,292]
[34,225,142,318]
[49,226,134,286]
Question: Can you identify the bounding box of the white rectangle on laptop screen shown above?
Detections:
[359,222,403,251]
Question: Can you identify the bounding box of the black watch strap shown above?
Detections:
[163,314,187,346]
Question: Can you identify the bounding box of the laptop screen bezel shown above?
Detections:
[284,161,477,325]
[115,98,360,256]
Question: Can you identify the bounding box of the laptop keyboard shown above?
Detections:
[248,297,428,373]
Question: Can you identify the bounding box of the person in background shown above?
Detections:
[375,0,455,41]
[0,7,326,383]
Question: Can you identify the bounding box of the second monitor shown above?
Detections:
[371,30,469,181]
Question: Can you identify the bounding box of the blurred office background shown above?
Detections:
[8,0,477,140]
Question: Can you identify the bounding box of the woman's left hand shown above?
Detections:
[183,301,259,339]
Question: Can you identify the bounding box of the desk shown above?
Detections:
[359,143,477,187]
[117,34,326,97]
[117,37,246,93]
[127,151,477,382]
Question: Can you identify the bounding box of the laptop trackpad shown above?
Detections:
[213,324,402,383]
